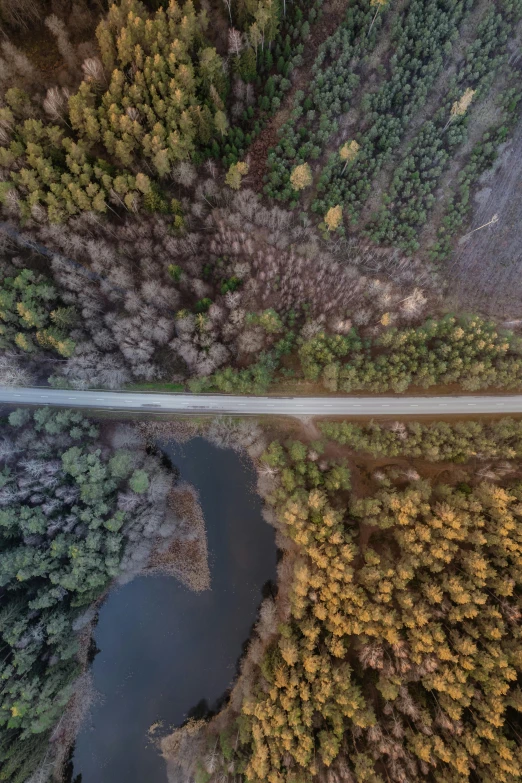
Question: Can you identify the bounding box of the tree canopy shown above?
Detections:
[0,409,171,782]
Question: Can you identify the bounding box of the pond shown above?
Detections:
[71,437,277,783]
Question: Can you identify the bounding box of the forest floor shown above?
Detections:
[446,117,522,317]
[12,24,63,74]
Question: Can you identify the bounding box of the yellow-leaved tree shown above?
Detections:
[290,162,313,191]
[443,88,476,131]
[339,140,360,172]
[369,0,389,34]
[324,205,343,231]
[225,161,249,190]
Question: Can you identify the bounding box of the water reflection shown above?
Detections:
[72,438,276,783]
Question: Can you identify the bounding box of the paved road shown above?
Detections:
[1,386,522,416]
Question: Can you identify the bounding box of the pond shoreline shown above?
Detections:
[69,431,277,783]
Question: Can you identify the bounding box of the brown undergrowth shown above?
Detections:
[147,482,210,592]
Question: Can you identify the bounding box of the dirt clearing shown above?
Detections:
[447,116,522,318]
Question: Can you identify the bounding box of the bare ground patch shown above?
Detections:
[417,24,522,253]
[446,116,522,317]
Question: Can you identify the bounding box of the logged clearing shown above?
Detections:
[448,117,522,316]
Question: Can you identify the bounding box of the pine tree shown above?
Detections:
[239,46,257,81]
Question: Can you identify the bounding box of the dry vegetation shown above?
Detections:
[2,185,436,390]
[147,481,210,591]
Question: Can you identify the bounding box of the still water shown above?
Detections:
[72,437,277,783]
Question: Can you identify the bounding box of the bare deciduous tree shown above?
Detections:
[45,14,78,69]
[43,86,71,124]
[0,354,32,386]
[228,27,244,55]
[0,0,42,30]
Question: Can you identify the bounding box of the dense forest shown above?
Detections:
[1,0,522,781]
[0,0,520,392]
[320,418,522,461]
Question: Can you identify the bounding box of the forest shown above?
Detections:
[0,407,182,782]
[0,0,521,392]
[163,420,522,783]
[320,418,522,461]
[1,0,522,781]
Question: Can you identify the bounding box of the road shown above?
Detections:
[1,386,522,416]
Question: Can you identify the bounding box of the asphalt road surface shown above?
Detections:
[1,386,522,416]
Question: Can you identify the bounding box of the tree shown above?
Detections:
[209,430,522,783]
[8,408,30,427]
[239,46,257,82]
[129,469,149,494]
[290,163,312,191]
[443,88,476,131]
[43,86,71,124]
[228,27,244,56]
[215,110,229,137]
[339,140,360,173]
[368,0,388,34]
[44,14,77,69]
[0,0,232,220]
[81,57,105,85]
[324,205,343,231]
[0,0,43,30]
[199,47,228,98]
[223,0,233,23]
[225,161,249,189]
[0,265,76,358]
[109,450,134,479]
[256,309,283,334]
